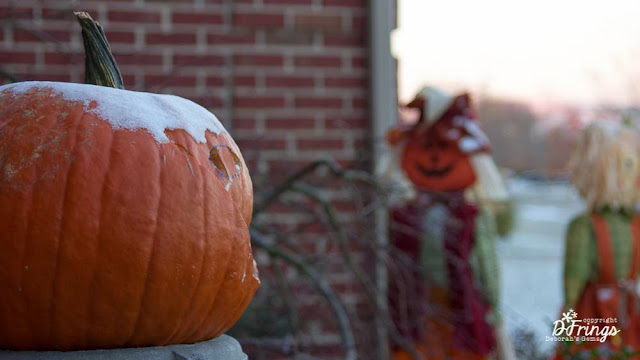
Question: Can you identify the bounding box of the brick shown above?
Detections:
[295,97,343,109]
[172,12,223,25]
[351,55,368,69]
[146,32,197,45]
[105,31,136,44]
[0,6,33,19]
[115,54,163,66]
[331,199,360,213]
[266,159,313,174]
[12,29,40,42]
[264,30,313,46]
[324,33,365,47]
[352,96,367,109]
[236,137,287,151]
[293,13,342,31]
[108,10,161,23]
[174,54,225,66]
[188,95,224,108]
[297,138,344,150]
[325,117,367,129]
[41,7,86,20]
[324,76,367,88]
[234,54,284,67]
[266,76,314,88]
[351,14,367,32]
[17,72,72,82]
[353,137,369,151]
[207,76,225,87]
[13,29,70,43]
[121,74,136,85]
[234,95,286,108]
[331,279,365,294]
[233,75,256,87]
[264,0,312,4]
[296,220,331,235]
[265,116,315,129]
[233,117,257,130]
[322,0,366,6]
[233,12,284,28]
[0,51,36,64]
[44,52,83,65]
[294,55,342,68]
[208,31,256,45]
[260,201,296,216]
[145,74,197,87]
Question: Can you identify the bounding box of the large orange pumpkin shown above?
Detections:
[0,12,259,351]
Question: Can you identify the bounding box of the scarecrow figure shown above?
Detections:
[385,87,512,360]
[553,121,640,359]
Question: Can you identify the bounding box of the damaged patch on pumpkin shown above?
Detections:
[209,145,243,192]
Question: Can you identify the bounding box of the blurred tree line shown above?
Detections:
[476,98,577,180]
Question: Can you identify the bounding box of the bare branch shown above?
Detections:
[250,228,357,360]
[289,182,424,360]
[252,158,375,218]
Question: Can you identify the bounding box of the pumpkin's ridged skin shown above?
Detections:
[0,86,259,351]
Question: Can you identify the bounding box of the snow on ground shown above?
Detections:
[498,178,585,351]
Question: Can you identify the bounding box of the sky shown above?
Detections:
[392,0,640,107]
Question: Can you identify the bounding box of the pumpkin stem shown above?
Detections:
[74,11,124,89]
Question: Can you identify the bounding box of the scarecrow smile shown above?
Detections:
[417,163,454,177]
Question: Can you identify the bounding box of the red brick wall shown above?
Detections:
[1,0,378,357]
[0,0,370,169]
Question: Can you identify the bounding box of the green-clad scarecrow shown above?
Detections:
[553,120,640,359]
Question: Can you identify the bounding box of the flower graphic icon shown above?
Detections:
[561,309,578,323]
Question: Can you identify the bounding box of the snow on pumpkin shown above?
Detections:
[1,81,225,144]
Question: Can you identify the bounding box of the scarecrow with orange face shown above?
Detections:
[386,87,511,360]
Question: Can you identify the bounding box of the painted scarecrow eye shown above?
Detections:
[625,158,634,169]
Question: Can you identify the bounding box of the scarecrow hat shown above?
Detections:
[400,86,488,155]
[388,86,462,146]
[406,86,457,126]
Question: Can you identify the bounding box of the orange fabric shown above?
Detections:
[623,217,640,350]
[553,215,640,358]
[389,200,495,359]
[393,346,488,360]
[390,287,492,360]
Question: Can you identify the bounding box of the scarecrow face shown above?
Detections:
[400,126,477,191]
[615,139,640,195]
[570,123,640,210]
